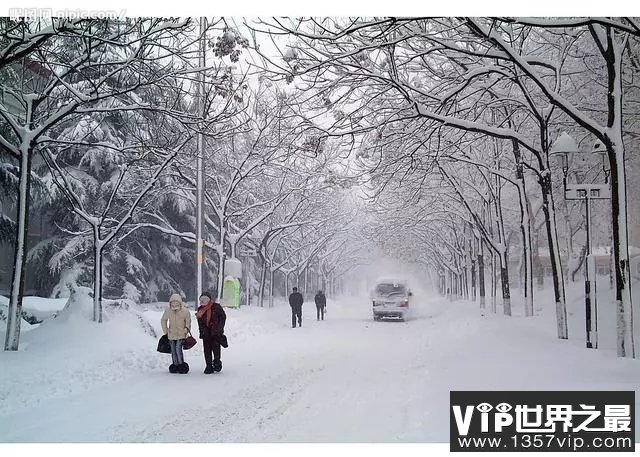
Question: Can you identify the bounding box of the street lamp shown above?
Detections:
[193,17,207,308]
[550,132,611,349]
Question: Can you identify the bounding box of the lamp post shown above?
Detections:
[550,132,611,349]
[194,17,207,307]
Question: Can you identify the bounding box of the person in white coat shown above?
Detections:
[161,293,191,374]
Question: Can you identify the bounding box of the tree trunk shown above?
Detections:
[519,205,534,317]
[453,271,458,298]
[471,259,476,302]
[259,261,267,307]
[216,245,225,302]
[571,244,588,282]
[532,231,544,291]
[608,137,635,357]
[495,175,511,317]
[92,231,104,323]
[470,231,477,302]
[540,174,568,339]
[490,249,497,313]
[604,30,635,358]
[513,140,534,317]
[285,271,289,297]
[500,263,511,317]
[216,219,227,301]
[445,270,450,300]
[4,143,33,351]
[478,242,486,310]
[463,266,468,300]
[269,269,274,308]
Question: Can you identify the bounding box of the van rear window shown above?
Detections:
[375,284,406,296]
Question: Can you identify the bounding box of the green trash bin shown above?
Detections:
[222,276,241,308]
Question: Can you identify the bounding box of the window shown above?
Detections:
[375,283,407,297]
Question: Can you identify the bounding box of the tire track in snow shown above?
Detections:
[108,363,320,442]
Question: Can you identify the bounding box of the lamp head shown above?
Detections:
[549,132,579,176]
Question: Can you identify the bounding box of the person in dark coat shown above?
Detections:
[288,287,304,328]
[314,290,327,321]
[196,290,226,374]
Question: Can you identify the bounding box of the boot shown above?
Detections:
[204,364,214,374]
[178,362,189,374]
[213,360,222,373]
[169,364,178,373]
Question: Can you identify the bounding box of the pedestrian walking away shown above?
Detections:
[314,290,327,320]
[161,293,192,374]
[289,286,304,328]
[196,290,227,374]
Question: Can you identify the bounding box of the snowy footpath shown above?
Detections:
[1,287,639,442]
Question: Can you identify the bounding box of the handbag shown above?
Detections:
[219,334,228,348]
[157,334,171,353]
[183,330,197,350]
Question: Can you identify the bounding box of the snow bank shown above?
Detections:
[0,294,69,323]
[0,293,289,419]
[0,288,164,416]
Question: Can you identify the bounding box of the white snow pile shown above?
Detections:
[0,292,282,420]
[0,287,165,416]
[0,295,69,324]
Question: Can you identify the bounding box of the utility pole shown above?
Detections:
[195,16,206,306]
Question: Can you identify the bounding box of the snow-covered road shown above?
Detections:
[116,296,450,443]
[1,290,639,442]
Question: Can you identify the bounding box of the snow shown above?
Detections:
[374,276,408,285]
[0,295,68,322]
[549,131,579,155]
[0,283,638,443]
[283,48,298,63]
[225,258,243,278]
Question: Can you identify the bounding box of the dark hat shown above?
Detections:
[200,287,218,300]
